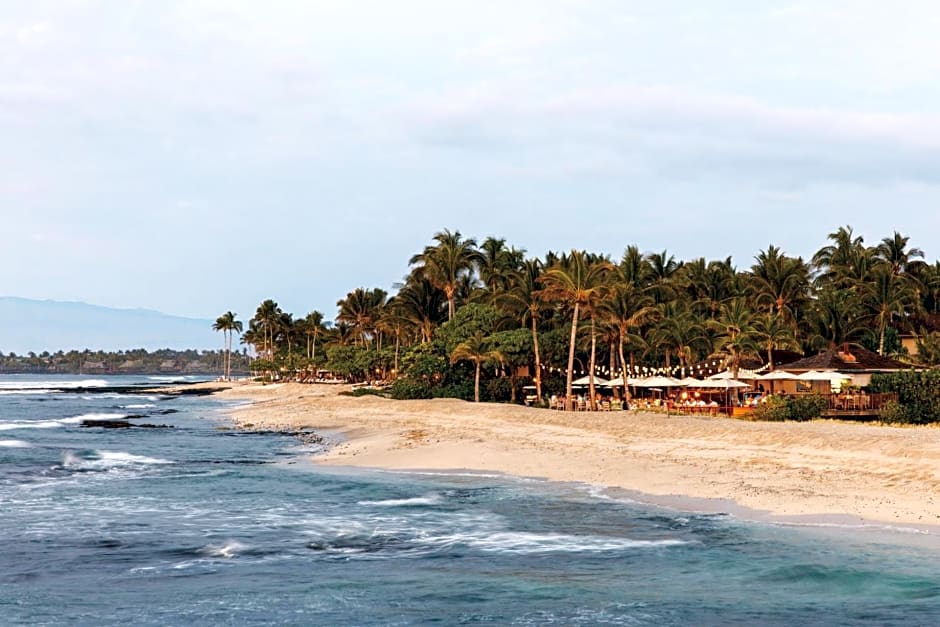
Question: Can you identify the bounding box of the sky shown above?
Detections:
[3,0,940,321]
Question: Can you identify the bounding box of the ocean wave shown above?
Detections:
[62,450,174,470]
[199,540,247,558]
[0,418,77,431]
[0,439,32,448]
[306,520,688,558]
[0,389,59,395]
[0,379,107,390]
[441,531,688,554]
[72,413,129,421]
[122,404,156,409]
[358,493,443,507]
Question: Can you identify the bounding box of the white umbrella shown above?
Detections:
[571,375,610,386]
[796,370,849,382]
[756,370,799,380]
[634,376,684,387]
[709,369,758,380]
[677,377,705,386]
[697,378,750,389]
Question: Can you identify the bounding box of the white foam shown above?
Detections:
[70,413,128,421]
[0,439,32,448]
[122,404,155,409]
[359,493,442,507]
[200,540,246,558]
[63,450,174,470]
[0,419,71,431]
[0,379,107,390]
[447,531,688,554]
[0,389,58,395]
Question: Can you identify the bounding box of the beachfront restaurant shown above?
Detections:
[767,346,908,414]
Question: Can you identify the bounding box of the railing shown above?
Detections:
[821,392,897,412]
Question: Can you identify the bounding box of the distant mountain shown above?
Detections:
[0,297,219,353]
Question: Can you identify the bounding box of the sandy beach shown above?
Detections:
[208,381,940,528]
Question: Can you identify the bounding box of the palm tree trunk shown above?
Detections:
[618,329,630,401]
[474,361,481,402]
[531,316,542,403]
[879,321,886,356]
[589,317,597,410]
[565,303,580,408]
[446,287,456,320]
[394,333,400,376]
[767,345,774,372]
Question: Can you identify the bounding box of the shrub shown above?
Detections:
[870,369,940,424]
[484,377,513,402]
[751,396,789,421]
[878,400,908,424]
[788,393,828,421]
[389,377,435,400]
[749,393,827,422]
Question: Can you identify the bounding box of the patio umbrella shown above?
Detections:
[697,378,750,408]
[709,369,759,380]
[677,377,705,387]
[795,370,849,382]
[697,378,750,389]
[633,376,684,387]
[757,371,798,380]
[571,375,610,386]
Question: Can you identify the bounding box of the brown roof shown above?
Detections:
[777,346,910,372]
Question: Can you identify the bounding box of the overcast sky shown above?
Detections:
[3,1,940,321]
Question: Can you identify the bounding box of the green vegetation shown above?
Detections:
[218,225,940,413]
[751,394,829,422]
[0,348,248,375]
[870,370,940,424]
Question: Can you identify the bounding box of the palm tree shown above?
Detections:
[805,288,868,351]
[749,245,811,321]
[644,249,682,304]
[450,331,505,402]
[253,300,282,359]
[708,298,760,379]
[753,313,800,371]
[478,236,525,295]
[651,302,707,372]
[922,261,940,313]
[861,265,920,355]
[212,311,243,380]
[813,225,868,288]
[503,259,545,402]
[876,231,925,277]
[394,275,448,343]
[300,311,328,362]
[599,279,657,398]
[538,250,613,405]
[336,287,388,347]
[409,229,483,320]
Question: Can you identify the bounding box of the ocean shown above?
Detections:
[1,374,939,626]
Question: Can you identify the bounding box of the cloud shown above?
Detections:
[400,81,940,187]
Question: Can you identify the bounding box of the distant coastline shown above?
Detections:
[0,347,248,377]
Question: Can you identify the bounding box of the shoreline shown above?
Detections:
[204,381,940,533]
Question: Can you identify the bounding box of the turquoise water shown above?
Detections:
[1,375,939,625]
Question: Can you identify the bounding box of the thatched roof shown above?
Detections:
[777,346,909,372]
